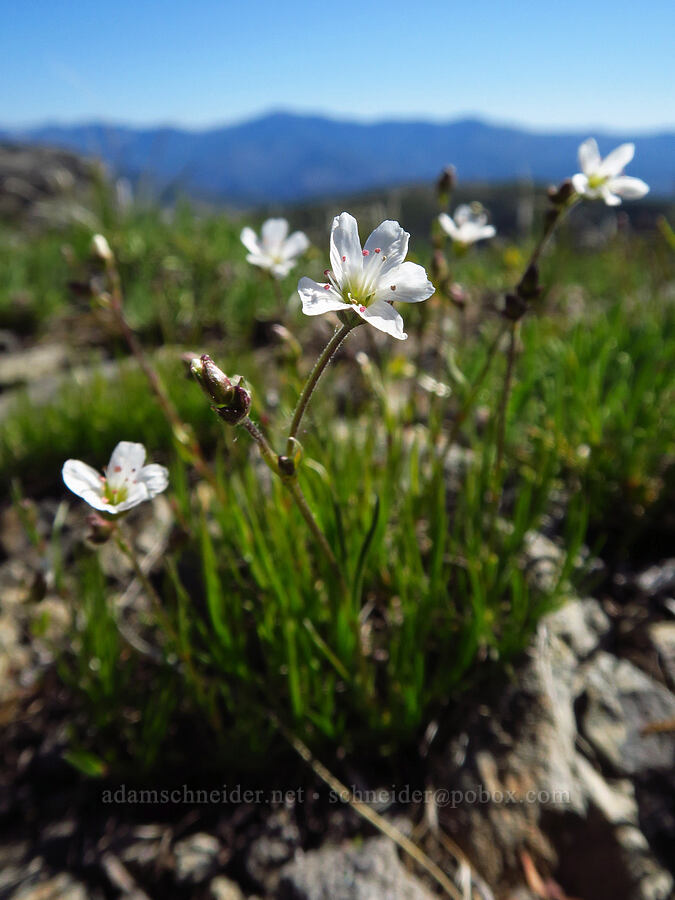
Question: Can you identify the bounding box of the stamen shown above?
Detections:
[323,269,331,276]
[114,465,122,472]
[359,305,366,313]
[390,285,397,291]
[342,255,346,262]
[374,248,381,253]
[362,249,369,257]
[323,284,331,290]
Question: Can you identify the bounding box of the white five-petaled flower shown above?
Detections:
[438,204,496,246]
[572,138,649,207]
[297,212,435,341]
[62,441,169,515]
[240,218,310,279]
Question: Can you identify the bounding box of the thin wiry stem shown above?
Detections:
[440,322,508,461]
[269,712,464,900]
[102,256,222,499]
[239,417,347,593]
[488,322,518,546]
[287,322,354,448]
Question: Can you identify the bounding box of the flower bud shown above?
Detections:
[214,380,252,425]
[517,264,542,302]
[191,354,252,425]
[448,282,467,309]
[191,354,236,405]
[502,292,528,321]
[547,179,575,206]
[436,165,457,198]
[91,234,114,263]
[430,249,448,283]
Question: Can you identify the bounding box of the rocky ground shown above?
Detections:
[0,143,102,229]
[1,162,673,895]
[1,467,674,899]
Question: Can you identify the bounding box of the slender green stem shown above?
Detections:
[239,417,279,472]
[270,273,284,308]
[114,530,174,636]
[494,323,517,476]
[440,322,508,460]
[488,322,518,545]
[521,195,579,274]
[114,528,224,731]
[103,256,223,499]
[240,417,347,593]
[287,322,354,449]
[286,478,347,592]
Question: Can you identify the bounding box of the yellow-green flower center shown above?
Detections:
[588,173,608,190]
[103,480,128,505]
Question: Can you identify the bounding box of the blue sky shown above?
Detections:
[2,0,673,131]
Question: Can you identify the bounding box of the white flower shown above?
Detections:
[62,442,168,515]
[297,212,435,341]
[240,218,310,278]
[572,138,649,206]
[438,204,496,246]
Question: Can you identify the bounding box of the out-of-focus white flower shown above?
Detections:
[297,212,434,341]
[91,233,113,262]
[62,442,168,515]
[572,139,649,206]
[438,204,496,246]
[240,218,310,278]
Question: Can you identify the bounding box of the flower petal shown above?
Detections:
[330,212,363,282]
[62,459,105,506]
[240,227,261,256]
[376,261,435,304]
[453,205,473,226]
[245,253,272,270]
[137,464,169,498]
[107,442,146,491]
[298,277,350,316]
[571,173,590,195]
[270,260,295,279]
[355,299,407,340]
[364,220,409,274]
[599,143,634,177]
[608,175,649,200]
[282,231,310,260]
[113,481,154,513]
[438,212,459,240]
[578,138,601,175]
[600,185,622,206]
[261,218,289,253]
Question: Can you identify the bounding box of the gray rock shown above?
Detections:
[648,621,675,688]
[523,531,564,593]
[173,832,222,885]
[9,873,89,900]
[546,596,611,658]
[278,837,435,899]
[245,807,301,890]
[431,597,675,899]
[577,651,675,777]
[636,560,675,599]
[208,876,246,900]
[0,344,68,389]
[0,142,99,227]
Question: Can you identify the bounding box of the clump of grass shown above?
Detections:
[5,195,674,774]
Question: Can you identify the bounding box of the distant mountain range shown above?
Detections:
[2,113,673,205]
